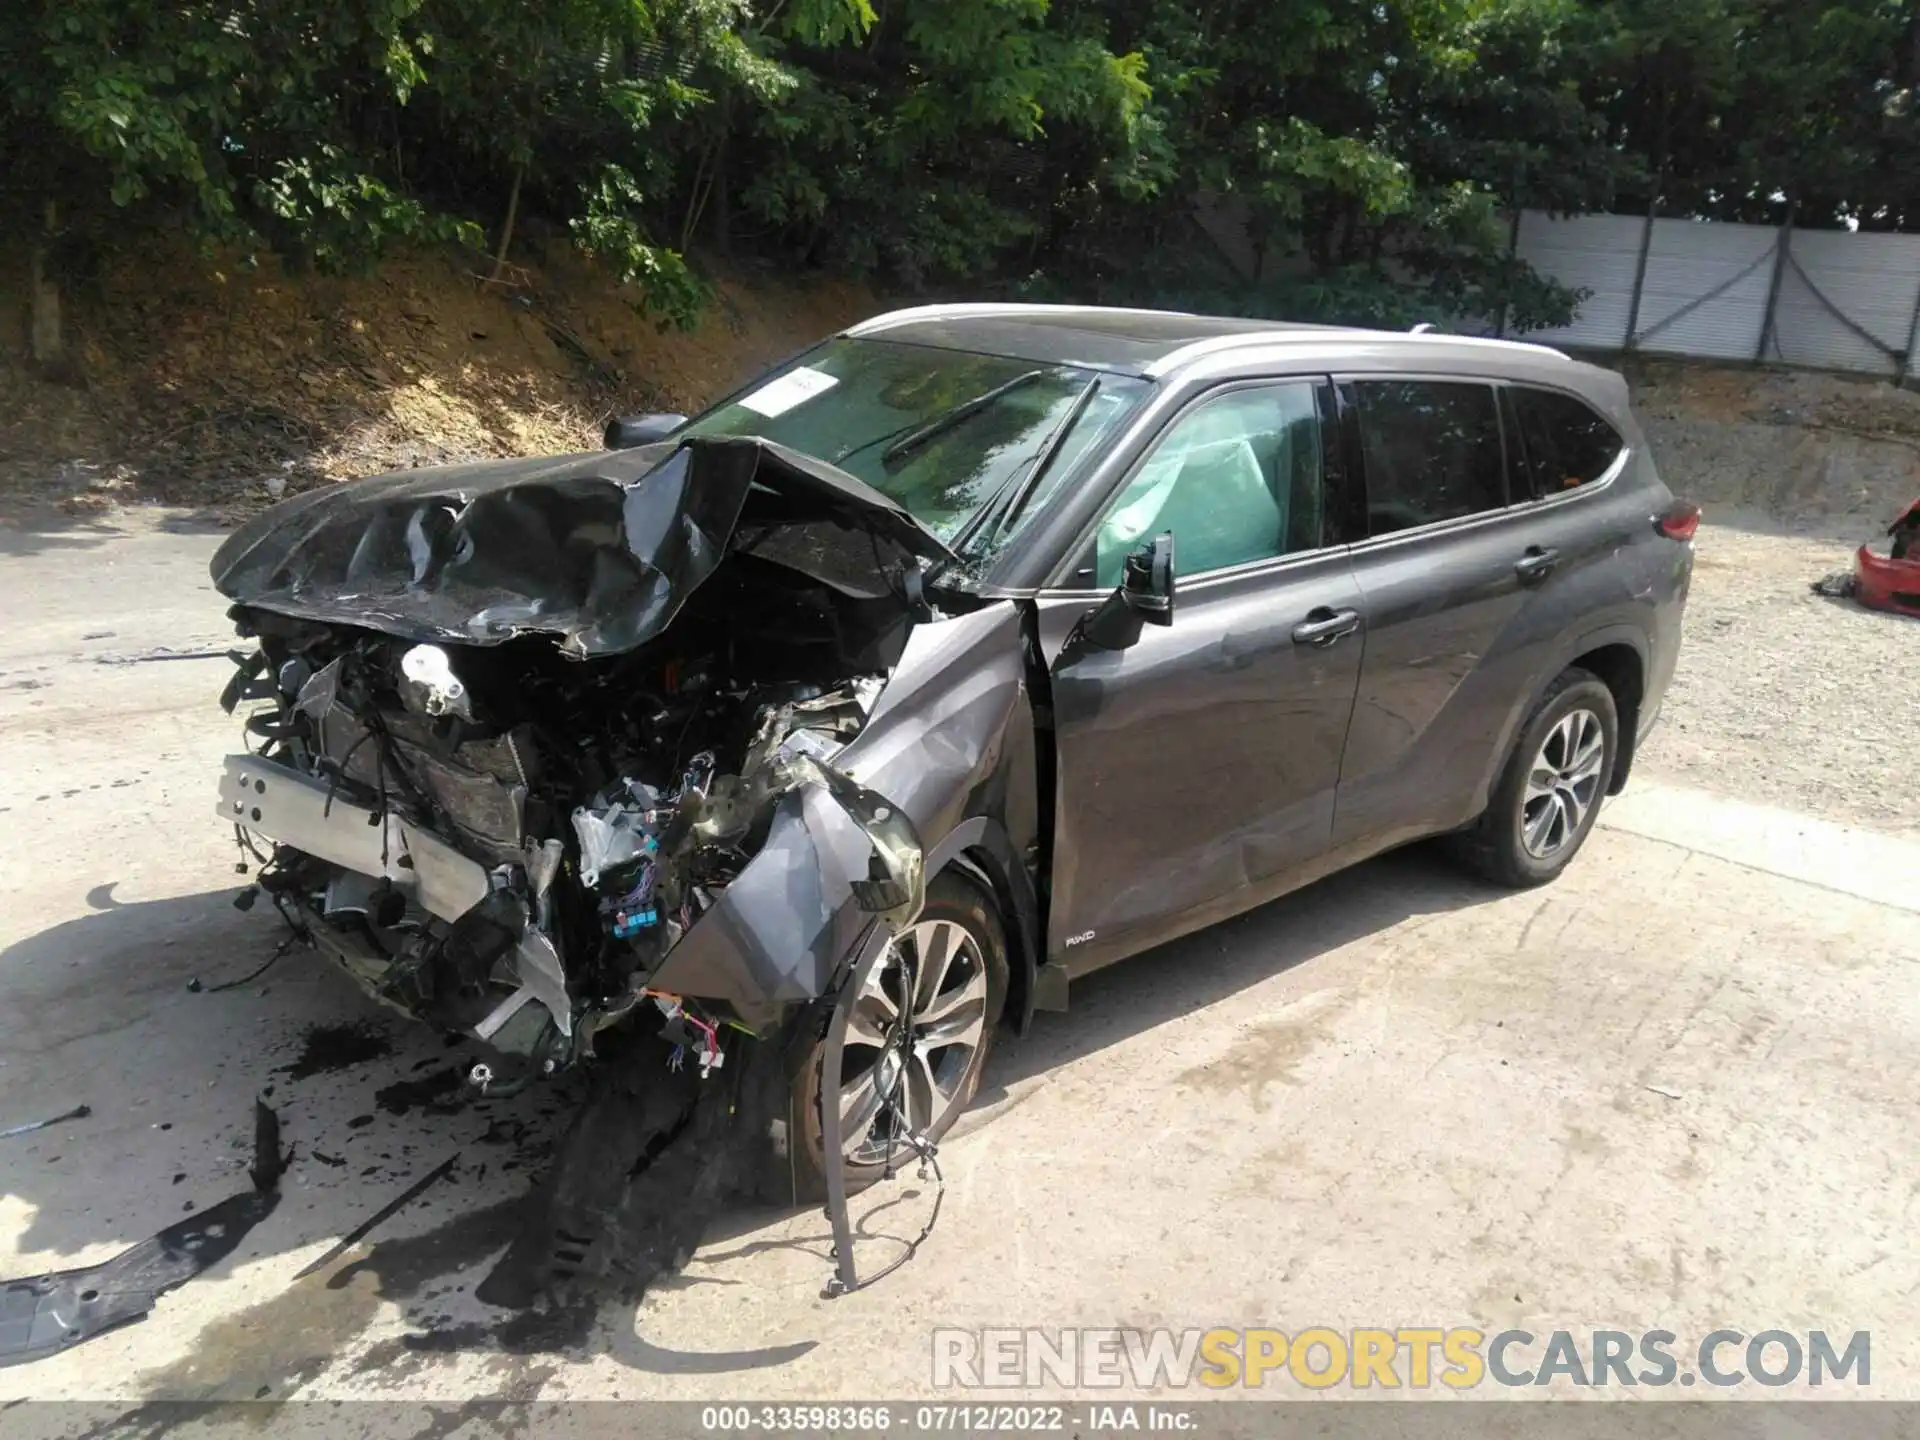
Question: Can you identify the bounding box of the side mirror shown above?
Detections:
[604,412,687,449]
[1077,532,1176,651]
[1122,532,1176,623]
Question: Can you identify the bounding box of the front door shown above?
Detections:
[1037,379,1364,974]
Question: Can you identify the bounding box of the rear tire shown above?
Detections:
[786,870,1008,1203]
[1451,668,1618,889]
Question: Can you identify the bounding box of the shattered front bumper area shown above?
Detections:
[213,710,925,1081]
[205,435,951,1087]
[217,753,490,924]
[181,433,1042,1305]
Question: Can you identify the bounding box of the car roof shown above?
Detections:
[844,304,1319,374]
[841,303,1585,385]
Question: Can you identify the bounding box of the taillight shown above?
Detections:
[1656,500,1700,541]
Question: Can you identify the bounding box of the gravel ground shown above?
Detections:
[1625,363,1919,840]
[1636,522,1919,841]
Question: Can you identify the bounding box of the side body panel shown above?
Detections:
[1001,347,1684,990]
[650,602,1039,1010]
[837,599,1043,1000]
[1037,550,1363,977]
[1335,397,1687,852]
[1476,439,1690,802]
[1334,517,1537,849]
[833,602,1037,862]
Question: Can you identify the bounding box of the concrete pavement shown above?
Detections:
[1,510,1915,1403]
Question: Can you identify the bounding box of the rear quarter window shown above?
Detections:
[1513,387,1624,498]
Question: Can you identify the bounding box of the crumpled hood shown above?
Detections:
[209,436,955,657]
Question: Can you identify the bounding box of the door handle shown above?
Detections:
[1514,546,1561,585]
[1290,607,1361,647]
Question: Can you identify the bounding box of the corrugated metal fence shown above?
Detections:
[1514,211,1920,380]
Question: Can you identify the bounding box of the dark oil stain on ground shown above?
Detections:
[122,1196,528,1411]
[99,1038,821,1421]
[325,1196,527,1294]
[374,1066,465,1116]
[274,1022,393,1080]
[356,1300,598,1369]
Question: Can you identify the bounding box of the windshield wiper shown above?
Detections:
[943,375,1102,564]
[878,369,1048,470]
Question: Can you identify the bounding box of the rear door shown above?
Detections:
[1500,385,1636,611]
[1331,376,1536,850]
[1498,379,1657,731]
[1036,379,1365,973]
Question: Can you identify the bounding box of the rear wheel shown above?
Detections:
[787,871,1008,1202]
[1452,668,1618,889]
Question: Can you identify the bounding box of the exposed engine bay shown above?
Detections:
[209,437,951,1089]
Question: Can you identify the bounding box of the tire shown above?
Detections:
[786,870,1009,1203]
[1451,667,1618,889]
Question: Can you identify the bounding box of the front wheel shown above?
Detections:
[1452,667,1618,889]
[787,871,1008,1202]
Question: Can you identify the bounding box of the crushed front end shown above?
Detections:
[207,437,943,1088]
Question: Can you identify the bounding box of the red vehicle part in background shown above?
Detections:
[1854,497,1920,618]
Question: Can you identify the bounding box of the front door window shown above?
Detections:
[1094,383,1325,585]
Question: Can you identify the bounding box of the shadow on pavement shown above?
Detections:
[0,842,1492,1392]
[985,841,1490,1095]
[0,503,127,558]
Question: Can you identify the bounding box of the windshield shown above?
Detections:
[679,337,1148,569]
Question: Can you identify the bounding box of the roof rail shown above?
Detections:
[845,302,1197,337]
[1146,326,1572,377]
[1140,329,1337,377]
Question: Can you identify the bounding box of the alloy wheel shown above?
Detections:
[834,918,989,1164]
[1520,707,1606,860]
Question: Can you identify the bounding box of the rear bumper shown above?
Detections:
[1634,551,1690,751]
[1854,544,1920,618]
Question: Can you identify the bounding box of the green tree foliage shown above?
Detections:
[734,0,1151,286]
[2,0,1917,334]
[1033,0,1620,325]
[1579,0,1917,228]
[1,0,779,322]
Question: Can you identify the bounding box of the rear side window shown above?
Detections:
[1349,380,1505,537]
[1513,387,1623,497]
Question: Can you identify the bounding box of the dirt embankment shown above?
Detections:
[7,261,1919,542]
[0,242,879,520]
[1628,358,1920,539]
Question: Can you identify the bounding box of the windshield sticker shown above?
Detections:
[738,366,839,418]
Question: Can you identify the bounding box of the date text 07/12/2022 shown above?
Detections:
[698,1404,1195,1432]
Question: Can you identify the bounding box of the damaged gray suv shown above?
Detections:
[209,304,1693,1221]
